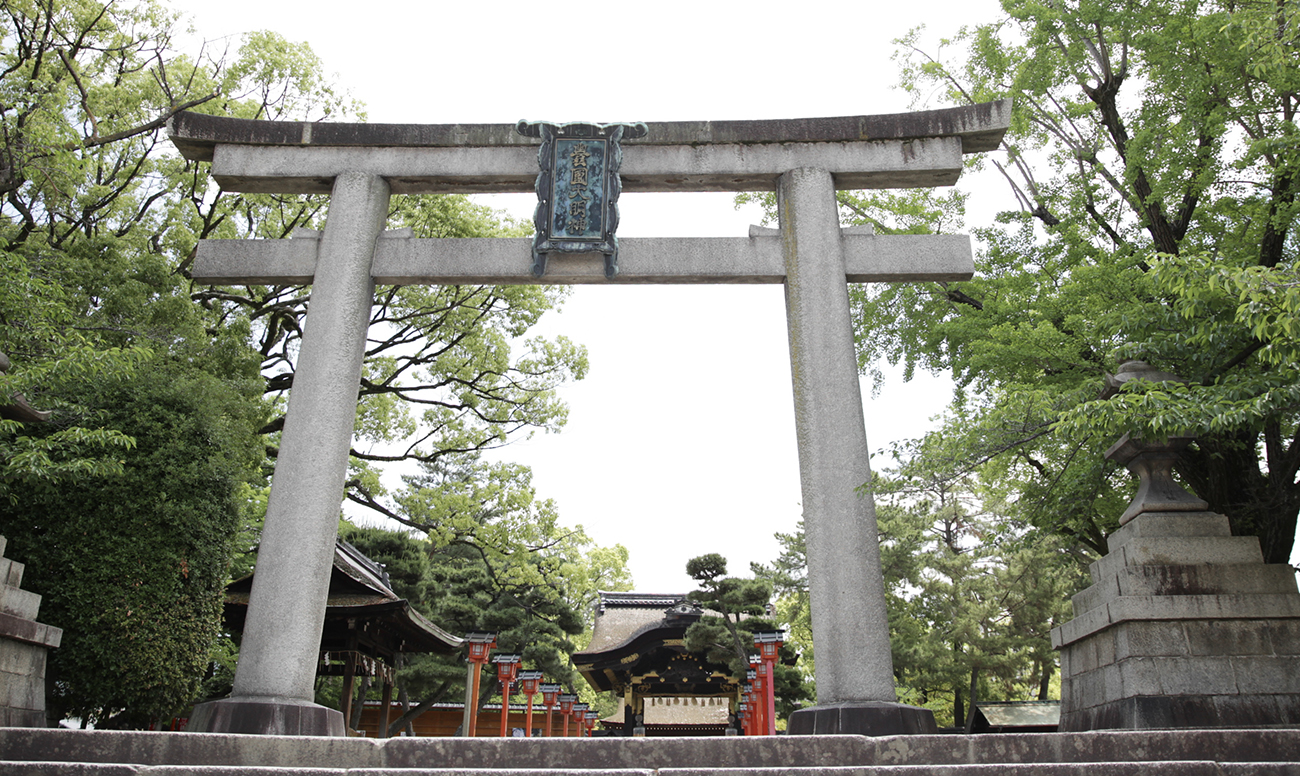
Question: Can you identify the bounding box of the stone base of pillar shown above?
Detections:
[1053,512,1300,731]
[787,701,937,736]
[188,697,345,736]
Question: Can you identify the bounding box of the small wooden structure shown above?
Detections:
[971,701,1061,734]
[572,592,741,736]
[224,540,461,736]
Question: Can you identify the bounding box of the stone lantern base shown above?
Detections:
[0,535,64,728]
[1052,511,1300,730]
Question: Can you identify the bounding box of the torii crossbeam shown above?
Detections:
[170,101,1010,737]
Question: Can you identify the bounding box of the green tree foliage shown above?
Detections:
[683,554,811,721]
[754,450,1085,731]
[1,0,588,727]
[848,0,1300,563]
[337,502,631,736]
[1,353,266,726]
[874,440,1085,730]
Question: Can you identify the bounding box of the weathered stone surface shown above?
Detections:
[205,137,965,195]
[786,701,938,736]
[778,167,895,709]
[1106,513,1230,549]
[168,100,1013,161]
[191,173,392,735]
[1055,507,1300,730]
[6,727,1300,771]
[191,233,976,287]
[1,536,62,728]
[0,582,42,621]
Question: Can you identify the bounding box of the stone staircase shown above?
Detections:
[3,728,1300,774]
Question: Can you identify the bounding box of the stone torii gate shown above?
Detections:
[171,101,1010,737]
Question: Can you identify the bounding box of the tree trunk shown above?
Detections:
[962,668,979,734]
[1179,431,1300,564]
[1037,658,1053,701]
[349,674,372,731]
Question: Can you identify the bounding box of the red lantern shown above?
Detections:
[570,702,589,738]
[492,654,522,737]
[558,693,577,737]
[462,633,496,737]
[518,670,543,737]
[754,631,784,736]
[540,683,561,737]
[584,710,600,736]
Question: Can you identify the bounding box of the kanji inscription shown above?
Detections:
[516,120,648,278]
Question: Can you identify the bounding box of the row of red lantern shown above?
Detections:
[737,631,784,736]
[464,632,600,737]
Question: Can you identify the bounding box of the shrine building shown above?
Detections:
[572,592,744,736]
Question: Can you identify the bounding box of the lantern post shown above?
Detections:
[540,683,561,737]
[738,700,750,736]
[749,659,768,736]
[584,710,600,737]
[558,694,577,737]
[755,631,784,736]
[518,670,543,737]
[571,702,589,738]
[493,654,521,737]
[462,632,496,737]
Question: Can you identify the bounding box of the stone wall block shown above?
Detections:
[1095,630,1117,667]
[1106,513,1231,552]
[1118,657,1165,697]
[0,557,18,587]
[1121,537,1264,567]
[1072,577,1119,614]
[1114,621,1188,660]
[1100,664,1123,707]
[0,585,42,621]
[1273,693,1300,724]
[1233,656,1300,695]
[0,639,41,675]
[4,668,44,709]
[1184,620,1270,656]
[1212,694,1285,727]
[1107,514,1227,551]
[1153,657,1240,695]
[1263,621,1300,654]
[1118,564,1298,598]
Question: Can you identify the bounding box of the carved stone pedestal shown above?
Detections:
[1052,511,1300,730]
[0,536,63,727]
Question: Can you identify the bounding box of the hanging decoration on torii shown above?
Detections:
[516,120,648,279]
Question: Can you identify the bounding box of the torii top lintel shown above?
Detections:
[167,100,1010,196]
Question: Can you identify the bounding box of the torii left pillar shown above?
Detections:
[188,172,390,735]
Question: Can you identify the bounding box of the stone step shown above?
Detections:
[5,729,1300,772]
[5,763,1300,776]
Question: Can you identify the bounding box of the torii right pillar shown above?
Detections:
[781,166,936,736]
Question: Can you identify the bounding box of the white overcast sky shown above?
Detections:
[171,0,1029,593]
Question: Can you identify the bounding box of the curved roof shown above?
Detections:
[225,540,462,655]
